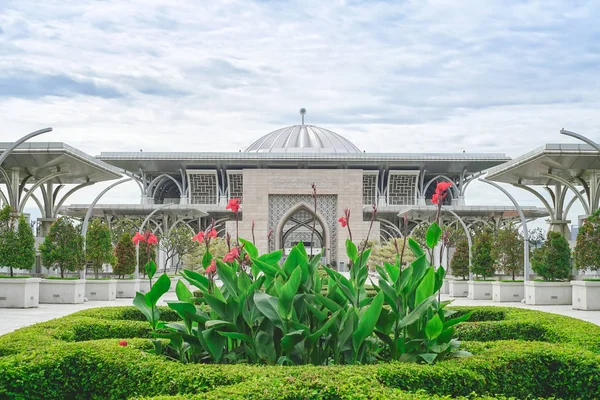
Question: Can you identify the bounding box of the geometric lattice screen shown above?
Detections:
[188,172,218,204]
[387,174,417,205]
[228,173,243,201]
[362,173,378,205]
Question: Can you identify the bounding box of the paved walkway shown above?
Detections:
[1,294,599,337]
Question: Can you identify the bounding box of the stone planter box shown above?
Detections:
[492,281,524,302]
[571,280,600,310]
[40,279,86,304]
[0,278,41,308]
[139,280,151,294]
[448,280,469,297]
[468,281,493,300]
[86,280,117,301]
[440,279,449,295]
[116,279,141,298]
[525,281,572,305]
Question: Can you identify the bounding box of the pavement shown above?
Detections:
[1,293,600,337]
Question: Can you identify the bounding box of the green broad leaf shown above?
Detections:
[283,245,309,283]
[205,320,237,330]
[426,222,442,249]
[202,250,212,269]
[337,310,356,355]
[247,275,266,295]
[133,292,159,328]
[377,278,398,309]
[352,291,384,352]
[237,269,252,293]
[425,313,444,340]
[239,238,259,259]
[146,273,171,308]
[145,259,157,280]
[256,330,277,364]
[451,350,472,358]
[407,237,424,258]
[203,293,230,320]
[217,331,252,342]
[276,356,295,366]
[166,301,196,332]
[254,291,284,330]
[376,265,390,281]
[397,295,436,329]
[252,257,283,278]
[215,260,239,300]
[384,262,400,283]
[281,329,306,351]
[315,294,342,313]
[278,266,302,320]
[307,310,340,345]
[180,269,210,291]
[345,239,358,262]
[411,254,429,284]
[201,328,226,362]
[434,266,446,292]
[443,311,473,330]
[415,268,435,305]
[418,353,437,364]
[175,280,193,303]
[376,307,396,334]
[322,266,356,305]
[258,249,283,265]
[305,301,328,322]
[437,327,455,344]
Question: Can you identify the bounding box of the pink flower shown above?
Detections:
[207,228,218,239]
[132,232,144,245]
[146,232,158,245]
[192,232,204,243]
[432,182,452,205]
[205,260,217,275]
[119,340,128,347]
[226,198,241,213]
[223,247,240,263]
[338,217,347,228]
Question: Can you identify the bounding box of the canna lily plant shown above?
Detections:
[133,184,471,365]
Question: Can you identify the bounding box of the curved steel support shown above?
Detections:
[541,173,590,215]
[560,129,600,152]
[53,181,95,217]
[0,168,14,206]
[460,172,484,196]
[512,183,556,220]
[564,189,587,217]
[422,175,459,198]
[442,208,473,280]
[19,171,68,213]
[147,174,183,198]
[479,179,530,281]
[21,188,45,216]
[81,178,132,240]
[376,218,404,238]
[0,187,8,205]
[0,127,53,166]
[136,203,179,278]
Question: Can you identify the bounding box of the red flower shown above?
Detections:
[205,260,217,275]
[207,228,218,239]
[432,182,452,205]
[223,247,240,263]
[132,232,144,245]
[226,198,241,213]
[432,193,439,205]
[146,232,158,245]
[192,232,204,243]
[338,217,347,228]
[119,340,128,347]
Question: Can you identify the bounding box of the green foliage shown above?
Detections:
[450,239,470,280]
[1,306,600,399]
[114,233,136,278]
[39,217,85,278]
[531,231,572,281]
[85,218,114,279]
[0,207,36,276]
[491,224,524,280]
[110,217,143,245]
[158,224,198,273]
[182,237,228,272]
[574,209,600,271]
[368,239,415,270]
[470,229,495,279]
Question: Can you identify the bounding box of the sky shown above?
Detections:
[1,0,599,230]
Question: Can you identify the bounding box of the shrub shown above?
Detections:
[491,224,524,280]
[531,231,571,281]
[114,232,136,277]
[574,209,600,272]
[0,207,36,277]
[470,229,495,279]
[39,217,85,278]
[450,239,470,280]
[85,218,114,279]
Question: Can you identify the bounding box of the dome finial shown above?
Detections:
[299,108,307,125]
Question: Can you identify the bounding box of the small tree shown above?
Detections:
[13,215,36,275]
[159,224,198,274]
[39,217,84,278]
[450,239,470,280]
[110,217,144,245]
[85,218,114,279]
[470,229,495,280]
[0,207,36,276]
[574,209,600,273]
[183,237,228,272]
[113,233,136,278]
[532,231,572,281]
[492,224,524,280]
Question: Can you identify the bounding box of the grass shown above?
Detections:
[44,276,81,280]
[582,278,600,281]
[0,275,32,279]
[498,280,524,282]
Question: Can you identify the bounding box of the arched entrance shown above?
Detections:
[277,205,326,258]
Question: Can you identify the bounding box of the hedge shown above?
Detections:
[0,306,599,399]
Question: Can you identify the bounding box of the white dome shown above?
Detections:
[244,125,361,153]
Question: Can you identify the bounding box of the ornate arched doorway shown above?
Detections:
[278,206,326,258]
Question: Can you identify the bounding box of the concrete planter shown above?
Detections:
[492,281,524,302]
[525,281,572,305]
[440,279,449,295]
[40,279,86,304]
[86,280,117,301]
[139,280,151,294]
[571,280,600,310]
[0,278,41,308]
[113,279,140,298]
[448,280,469,297]
[468,281,493,300]
[169,276,187,292]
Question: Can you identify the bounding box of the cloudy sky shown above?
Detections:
[1,0,599,226]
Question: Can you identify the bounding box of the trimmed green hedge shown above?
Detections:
[1,305,599,399]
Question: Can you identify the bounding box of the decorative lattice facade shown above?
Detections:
[228,173,243,200]
[188,172,218,204]
[387,174,417,205]
[268,194,338,263]
[362,173,378,205]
